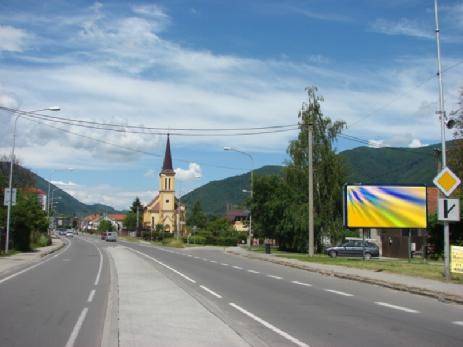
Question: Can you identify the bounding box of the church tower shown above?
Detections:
[158,134,176,232]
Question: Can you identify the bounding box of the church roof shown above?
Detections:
[161,134,174,174]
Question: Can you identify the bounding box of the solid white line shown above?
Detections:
[232,265,243,270]
[374,302,419,313]
[267,275,283,280]
[131,249,196,283]
[200,285,223,299]
[229,303,310,347]
[94,245,103,286]
[65,307,88,347]
[221,263,229,266]
[453,321,463,326]
[87,289,96,303]
[0,239,71,285]
[247,269,260,274]
[324,289,353,297]
[292,281,312,287]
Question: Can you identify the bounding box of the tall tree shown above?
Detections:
[130,197,142,213]
[187,201,207,229]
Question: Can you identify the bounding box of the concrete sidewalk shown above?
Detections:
[0,237,64,276]
[107,246,249,347]
[226,247,463,304]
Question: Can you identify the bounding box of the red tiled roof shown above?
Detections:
[24,187,46,195]
[108,213,126,221]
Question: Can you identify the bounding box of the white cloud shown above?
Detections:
[368,139,384,148]
[132,4,169,20]
[0,25,30,52]
[51,180,78,186]
[370,18,433,39]
[144,169,156,178]
[408,138,426,148]
[175,163,202,181]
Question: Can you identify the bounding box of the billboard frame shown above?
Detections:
[343,183,429,229]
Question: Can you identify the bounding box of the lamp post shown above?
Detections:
[224,146,254,249]
[5,106,60,253]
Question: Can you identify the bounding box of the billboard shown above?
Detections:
[344,185,427,229]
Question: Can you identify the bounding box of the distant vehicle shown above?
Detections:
[325,240,379,259]
[101,233,107,240]
[105,231,117,242]
[66,231,74,238]
[58,229,67,236]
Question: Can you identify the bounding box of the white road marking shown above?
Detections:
[292,281,312,287]
[209,260,217,263]
[247,269,260,274]
[94,245,103,286]
[194,256,200,259]
[65,307,88,347]
[221,263,229,266]
[267,275,283,280]
[324,289,353,297]
[452,321,463,326]
[200,285,223,299]
[0,239,71,285]
[131,249,196,283]
[374,302,419,313]
[87,289,96,303]
[229,303,310,347]
[232,265,243,270]
[187,254,193,257]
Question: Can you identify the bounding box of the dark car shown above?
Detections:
[326,240,379,259]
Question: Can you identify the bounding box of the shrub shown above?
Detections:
[162,238,184,248]
[189,235,206,244]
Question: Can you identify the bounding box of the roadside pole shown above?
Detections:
[434,0,450,280]
[307,118,314,257]
[408,229,412,263]
[136,206,140,237]
[362,228,365,260]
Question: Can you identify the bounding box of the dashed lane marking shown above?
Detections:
[374,302,419,314]
[232,265,243,270]
[292,281,312,287]
[87,289,96,303]
[267,275,283,280]
[247,269,260,274]
[65,307,88,347]
[221,263,229,266]
[324,289,353,297]
[229,303,310,347]
[200,285,223,299]
[209,260,217,263]
[452,321,463,326]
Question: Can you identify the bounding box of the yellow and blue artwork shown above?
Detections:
[345,185,427,228]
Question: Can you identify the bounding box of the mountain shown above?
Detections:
[182,142,452,216]
[0,162,117,216]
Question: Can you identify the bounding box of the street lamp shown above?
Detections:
[5,106,60,253]
[224,146,254,249]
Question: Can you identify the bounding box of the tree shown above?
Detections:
[187,201,207,229]
[130,197,142,213]
[123,212,137,230]
[98,220,113,233]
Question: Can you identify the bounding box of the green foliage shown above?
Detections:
[130,197,143,213]
[162,238,184,248]
[31,232,51,248]
[123,212,138,230]
[187,201,207,228]
[98,220,113,232]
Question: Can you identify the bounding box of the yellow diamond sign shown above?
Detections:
[433,167,461,196]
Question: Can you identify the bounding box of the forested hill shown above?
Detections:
[182,142,452,216]
[0,162,117,216]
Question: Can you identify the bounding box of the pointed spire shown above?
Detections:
[161,134,174,174]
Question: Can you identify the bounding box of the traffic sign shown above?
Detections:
[3,188,17,206]
[433,167,461,196]
[438,198,460,222]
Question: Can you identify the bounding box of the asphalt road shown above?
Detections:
[120,241,463,347]
[0,236,110,347]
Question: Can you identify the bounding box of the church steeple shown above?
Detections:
[161,134,174,174]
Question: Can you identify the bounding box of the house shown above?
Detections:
[225,209,250,233]
[143,135,186,234]
[80,213,101,232]
[107,213,126,231]
[24,187,47,211]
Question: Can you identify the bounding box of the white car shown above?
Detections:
[66,231,74,237]
[105,231,117,242]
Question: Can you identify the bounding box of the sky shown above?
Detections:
[0,0,462,210]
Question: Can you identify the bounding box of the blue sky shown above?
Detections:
[0,0,462,210]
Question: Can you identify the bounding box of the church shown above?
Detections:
[143,135,185,234]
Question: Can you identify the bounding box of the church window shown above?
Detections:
[166,199,169,203]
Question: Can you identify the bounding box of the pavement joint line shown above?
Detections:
[65,307,89,347]
[232,265,243,270]
[267,275,283,280]
[452,321,463,326]
[0,238,72,285]
[374,302,420,314]
[131,248,197,283]
[229,303,310,347]
[247,269,260,274]
[324,289,353,297]
[87,289,96,303]
[199,285,223,299]
[292,281,312,287]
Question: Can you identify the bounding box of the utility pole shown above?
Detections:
[5,115,19,253]
[307,110,314,257]
[434,0,450,281]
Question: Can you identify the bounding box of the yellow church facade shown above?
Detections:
[143,135,185,234]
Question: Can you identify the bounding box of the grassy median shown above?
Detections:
[253,248,463,284]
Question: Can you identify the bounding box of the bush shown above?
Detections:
[189,235,206,244]
[162,238,184,248]
[33,233,51,248]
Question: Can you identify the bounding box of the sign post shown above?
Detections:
[3,188,16,206]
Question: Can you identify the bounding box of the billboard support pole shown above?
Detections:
[434,0,450,281]
[408,229,412,263]
[362,228,365,260]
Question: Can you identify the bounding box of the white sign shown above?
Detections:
[3,188,17,206]
[433,167,461,197]
[438,198,460,222]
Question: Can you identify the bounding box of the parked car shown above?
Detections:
[58,229,67,236]
[105,231,117,242]
[325,240,379,259]
[66,231,74,238]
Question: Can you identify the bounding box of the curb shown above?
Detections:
[39,238,65,258]
[101,247,119,347]
[225,249,463,305]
